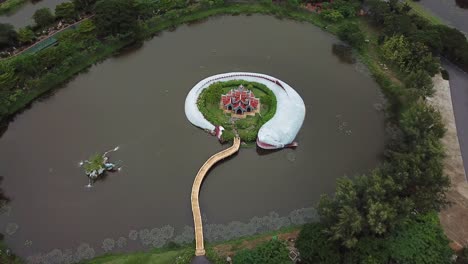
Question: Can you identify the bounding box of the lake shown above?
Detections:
[0,15,385,261]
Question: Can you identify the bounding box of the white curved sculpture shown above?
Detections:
[184,72,306,149]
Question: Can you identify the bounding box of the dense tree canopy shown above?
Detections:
[337,22,365,49]
[33,8,55,28]
[0,23,18,50]
[55,2,78,22]
[73,0,98,12]
[94,0,139,38]
[296,223,342,264]
[298,213,452,264]
[17,27,35,44]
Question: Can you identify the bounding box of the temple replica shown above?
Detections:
[185,72,306,149]
[220,85,260,117]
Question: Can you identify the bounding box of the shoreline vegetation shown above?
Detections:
[1,0,468,263]
[0,0,28,15]
[197,80,277,142]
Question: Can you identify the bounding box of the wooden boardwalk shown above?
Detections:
[191,137,241,256]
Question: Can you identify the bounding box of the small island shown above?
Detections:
[79,147,120,187]
[185,72,306,149]
[197,80,276,142]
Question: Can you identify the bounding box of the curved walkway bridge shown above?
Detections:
[191,137,241,256]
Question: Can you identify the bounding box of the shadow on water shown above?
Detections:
[256,146,284,156]
[332,43,356,64]
[456,0,468,8]
[0,176,10,205]
[113,41,144,58]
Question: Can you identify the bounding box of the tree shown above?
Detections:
[387,213,452,264]
[73,0,98,12]
[337,23,366,49]
[55,2,77,22]
[94,0,139,38]
[381,35,439,74]
[17,28,35,44]
[0,23,18,50]
[318,170,413,249]
[318,178,363,248]
[33,8,55,28]
[385,102,449,212]
[296,223,342,264]
[77,19,96,35]
[404,70,434,98]
[367,0,391,25]
[400,103,445,144]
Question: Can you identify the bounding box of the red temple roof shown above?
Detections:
[220,85,260,114]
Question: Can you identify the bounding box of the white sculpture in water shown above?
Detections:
[184,72,306,149]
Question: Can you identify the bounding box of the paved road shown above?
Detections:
[444,59,468,181]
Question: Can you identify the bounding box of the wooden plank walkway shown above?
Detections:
[191,137,241,256]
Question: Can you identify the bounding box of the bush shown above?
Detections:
[321,9,344,22]
[233,238,290,264]
[441,69,450,80]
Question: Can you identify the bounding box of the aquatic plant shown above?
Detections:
[82,154,105,176]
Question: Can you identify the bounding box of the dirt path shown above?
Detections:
[428,73,468,249]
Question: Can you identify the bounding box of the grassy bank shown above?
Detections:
[85,226,300,264]
[0,0,27,15]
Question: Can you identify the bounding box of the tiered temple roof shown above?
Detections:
[220,85,260,115]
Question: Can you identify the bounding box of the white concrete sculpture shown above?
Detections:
[185,72,306,149]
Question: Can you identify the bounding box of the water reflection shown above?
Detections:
[455,0,468,9]
[332,43,356,64]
